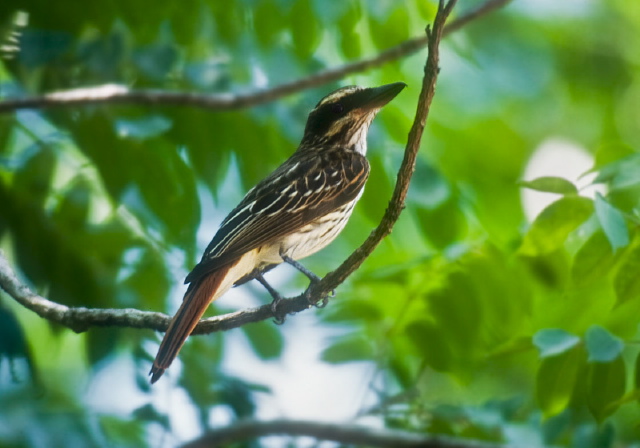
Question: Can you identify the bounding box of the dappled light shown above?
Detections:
[1,0,640,447]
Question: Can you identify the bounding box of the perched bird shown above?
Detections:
[150,82,406,383]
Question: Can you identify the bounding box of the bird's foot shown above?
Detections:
[312,293,330,308]
[303,283,334,309]
[255,273,287,324]
[279,252,334,309]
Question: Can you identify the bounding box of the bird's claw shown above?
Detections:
[255,273,288,324]
[303,286,331,309]
[280,252,332,308]
[319,289,336,306]
[315,295,330,308]
[271,297,287,325]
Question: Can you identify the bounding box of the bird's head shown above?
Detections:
[300,82,406,154]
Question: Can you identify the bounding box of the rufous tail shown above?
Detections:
[149,264,232,383]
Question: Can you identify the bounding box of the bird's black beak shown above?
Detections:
[358,82,407,110]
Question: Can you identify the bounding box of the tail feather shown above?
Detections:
[150,264,232,383]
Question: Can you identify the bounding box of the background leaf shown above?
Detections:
[519,176,578,195]
[613,243,640,307]
[586,356,626,422]
[585,326,624,363]
[321,336,374,364]
[519,197,594,256]
[243,320,284,360]
[533,329,581,358]
[594,193,629,251]
[571,231,615,285]
[536,347,583,418]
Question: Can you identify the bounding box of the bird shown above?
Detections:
[150,82,406,383]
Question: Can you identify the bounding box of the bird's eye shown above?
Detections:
[331,103,344,114]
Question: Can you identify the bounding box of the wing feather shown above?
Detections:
[185,149,369,284]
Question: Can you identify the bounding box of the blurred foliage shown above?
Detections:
[2,0,640,447]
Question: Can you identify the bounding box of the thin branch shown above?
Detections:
[180,419,510,448]
[0,0,510,114]
[0,249,318,334]
[0,251,167,333]
[310,0,457,296]
[0,0,457,334]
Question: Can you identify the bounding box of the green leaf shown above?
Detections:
[571,231,615,285]
[585,326,624,363]
[414,0,437,20]
[570,421,615,448]
[369,5,411,49]
[337,2,362,59]
[380,104,412,144]
[120,137,199,249]
[613,244,640,307]
[407,159,451,209]
[133,43,178,80]
[635,352,640,396]
[178,335,225,410]
[322,299,382,323]
[114,115,172,140]
[77,29,127,79]
[533,329,581,358]
[100,415,146,447]
[519,176,578,195]
[593,142,636,168]
[56,177,91,231]
[406,320,454,372]
[360,153,394,223]
[417,271,482,371]
[243,320,284,360]
[12,145,57,205]
[519,196,594,256]
[212,376,261,420]
[339,29,362,60]
[254,1,286,47]
[592,153,640,191]
[19,29,72,67]
[594,193,629,251]
[536,347,583,418]
[132,404,170,429]
[87,328,120,366]
[290,0,321,58]
[0,306,28,361]
[415,196,466,250]
[586,355,626,422]
[121,248,171,311]
[321,337,374,364]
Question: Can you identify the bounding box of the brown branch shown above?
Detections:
[311,0,457,295]
[0,0,510,114]
[181,419,511,448]
[0,249,320,334]
[0,0,456,334]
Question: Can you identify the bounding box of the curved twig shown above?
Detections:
[180,419,510,448]
[312,0,456,296]
[0,0,510,114]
